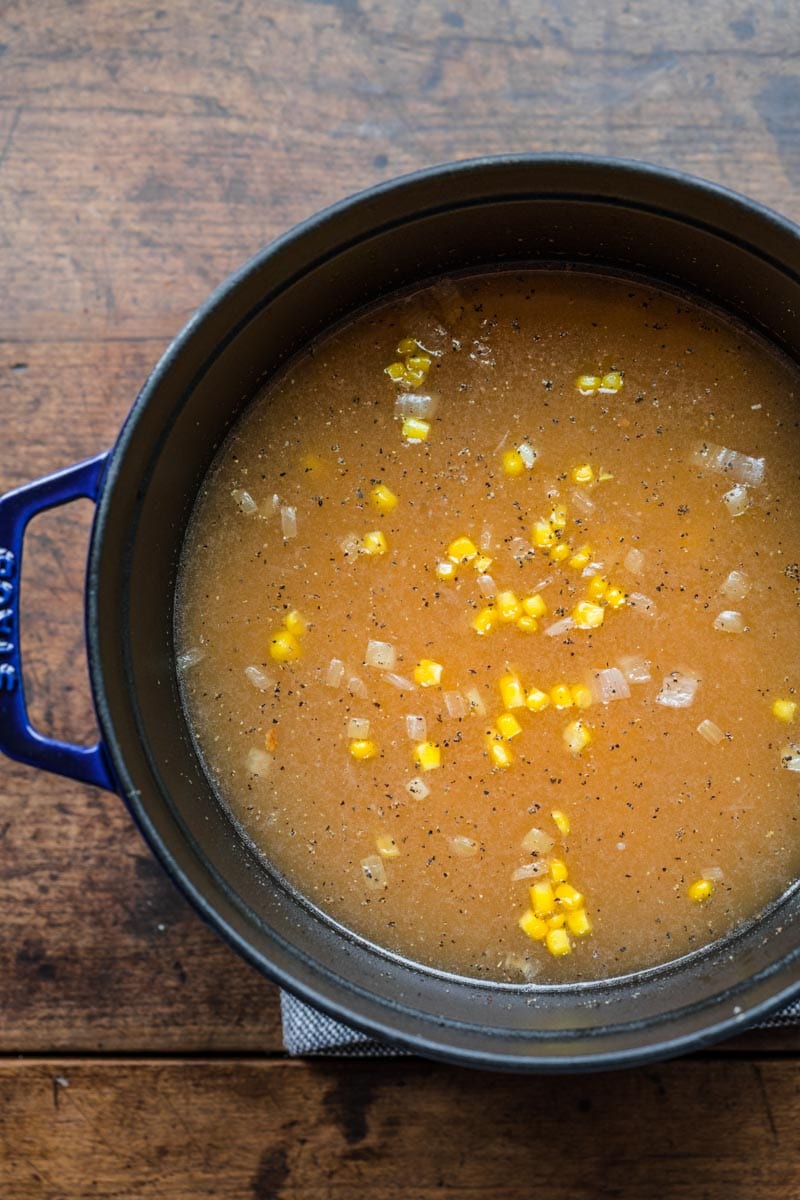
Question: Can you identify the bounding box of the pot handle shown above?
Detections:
[0,453,116,791]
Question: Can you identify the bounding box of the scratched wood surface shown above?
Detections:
[1,1,799,1196]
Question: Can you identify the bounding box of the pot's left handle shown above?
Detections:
[0,453,116,791]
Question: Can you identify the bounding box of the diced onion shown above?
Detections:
[479,527,493,551]
[348,717,371,739]
[365,639,396,670]
[782,747,800,771]
[720,569,751,601]
[394,392,438,420]
[624,547,645,575]
[280,504,297,539]
[231,488,258,515]
[340,532,361,559]
[406,776,430,800]
[443,691,467,719]
[656,670,699,709]
[518,442,537,469]
[722,483,752,517]
[244,748,272,777]
[520,826,554,855]
[697,718,725,745]
[713,609,746,634]
[544,616,574,638]
[502,952,541,982]
[570,489,595,516]
[618,655,651,684]
[464,686,486,715]
[360,854,387,890]
[509,537,533,561]
[581,561,605,578]
[406,714,427,741]
[628,592,657,616]
[325,658,346,688]
[244,664,275,692]
[176,647,205,670]
[384,672,416,691]
[589,667,631,705]
[701,866,725,882]
[347,675,368,698]
[447,835,478,858]
[690,441,766,487]
[511,861,548,882]
[477,573,497,599]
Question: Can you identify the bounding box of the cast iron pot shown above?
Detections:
[1,155,799,1071]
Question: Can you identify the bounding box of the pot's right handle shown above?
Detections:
[0,453,116,791]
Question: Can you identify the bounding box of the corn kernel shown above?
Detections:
[549,858,569,884]
[773,698,798,723]
[526,687,550,712]
[406,353,431,373]
[576,374,601,395]
[547,913,566,930]
[516,615,538,634]
[496,711,522,740]
[519,910,547,941]
[349,738,377,761]
[404,367,426,386]
[397,337,418,355]
[599,370,623,393]
[572,600,605,629]
[414,659,443,688]
[385,362,406,381]
[435,560,458,581]
[563,719,592,754]
[361,529,388,556]
[269,629,302,662]
[402,416,430,442]
[566,908,592,937]
[502,448,526,477]
[415,740,441,771]
[688,877,714,903]
[598,468,615,482]
[587,575,609,601]
[522,593,548,618]
[551,809,571,837]
[473,554,493,573]
[530,881,555,917]
[549,503,568,531]
[496,590,522,622]
[568,544,593,571]
[370,483,398,514]
[555,882,584,911]
[604,585,627,609]
[299,453,325,476]
[549,542,571,564]
[448,536,478,564]
[471,606,496,636]
[571,464,595,485]
[284,609,307,637]
[376,834,400,859]
[487,736,513,769]
[570,683,593,710]
[499,673,526,710]
[550,684,574,710]
[546,927,572,956]
[532,520,556,548]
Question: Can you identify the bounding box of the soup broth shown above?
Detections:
[176,270,800,983]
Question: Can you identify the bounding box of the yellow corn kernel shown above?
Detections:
[586,575,609,601]
[269,629,302,662]
[496,711,522,740]
[501,448,526,477]
[546,927,572,957]
[568,544,593,571]
[572,600,605,630]
[496,590,522,622]
[499,673,526,710]
[549,503,568,531]
[566,908,592,937]
[435,560,458,581]
[570,683,593,710]
[402,416,430,442]
[516,615,538,634]
[532,520,556,548]
[370,483,398,514]
[349,738,377,761]
[397,337,418,355]
[550,684,574,710]
[284,609,307,638]
[525,687,550,713]
[385,361,406,381]
[518,910,547,941]
[376,834,400,859]
[299,452,325,476]
[473,554,493,573]
[406,353,431,374]
[547,913,566,930]
[563,719,592,754]
[598,468,615,482]
[414,658,443,688]
[530,880,555,917]
[522,593,548,618]
[415,741,441,771]
[551,809,571,837]
[571,464,595,485]
[471,606,496,636]
[487,736,514,769]
[604,585,627,609]
[576,374,601,395]
[549,542,572,564]
[688,877,714,903]
[448,536,478,564]
[549,858,569,884]
[600,370,623,393]
[772,698,798,723]
[361,529,388,556]
[554,882,584,911]
[404,367,426,386]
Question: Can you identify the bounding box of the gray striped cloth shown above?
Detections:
[280,989,800,1057]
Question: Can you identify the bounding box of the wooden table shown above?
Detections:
[1,2,798,1195]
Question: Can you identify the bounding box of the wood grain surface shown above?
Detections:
[1,1,799,1196]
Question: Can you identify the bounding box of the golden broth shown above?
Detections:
[176,270,800,983]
